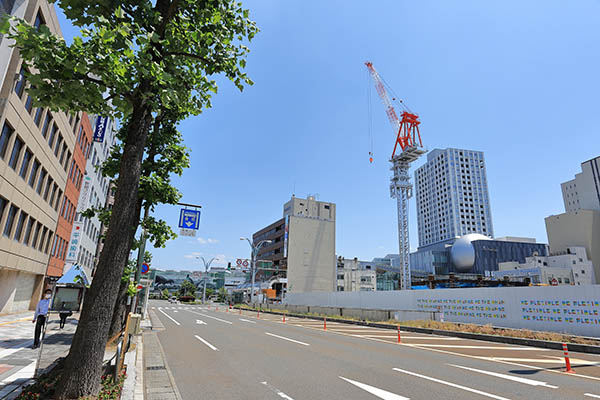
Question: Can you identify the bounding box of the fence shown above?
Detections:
[284,285,600,337]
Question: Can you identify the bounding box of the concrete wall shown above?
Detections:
[546,210,600,284]
[285,285,600,337]
[261,303,434,322]
[287,215,335,293]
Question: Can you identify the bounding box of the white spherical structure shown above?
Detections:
[450,234,491,272]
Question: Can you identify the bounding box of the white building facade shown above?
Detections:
[415,148,494,247]
[66,116,116,278]
[561,156,600,213]
[336,258,376,292]
[494,246,595,286]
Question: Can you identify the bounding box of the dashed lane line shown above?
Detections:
[584,394,600,398]
[194,335,218,351]
[448,364,558,389]
[339,376,409,400]
[158,308,180,326]
[239,319,256,324]
[265,332,310,346]
[261,381,295,400]
[392,368,511,400]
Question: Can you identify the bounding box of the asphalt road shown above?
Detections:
[148,300,600,400]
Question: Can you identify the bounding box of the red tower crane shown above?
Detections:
[365,61,423,160]
[365,61,426,290]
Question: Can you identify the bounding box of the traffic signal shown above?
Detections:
[227,262,231,270]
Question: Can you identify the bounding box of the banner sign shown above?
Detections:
[93,116,108,142]
[77,176,92,212]
[66,222,83,262]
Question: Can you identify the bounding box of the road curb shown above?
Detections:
[238,307,600,355]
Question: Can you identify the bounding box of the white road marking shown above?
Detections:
[339,376,409,400]
[151,307,155,309]
[265,332,310,346]
[240,318,256,324]
[196,320,207,325]
[261,381,295,399]
[487,357,597,364]
[409,344,547,350]
[186,310,232,324]
[194,335,218,351]
[448,364,558,388]
[584,394,600,399]
[393,368,511,400]
[173,310,178,313]
[158,308,180,326]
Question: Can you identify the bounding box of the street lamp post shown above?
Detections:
[197,256,216,304]
[240,237,273,305]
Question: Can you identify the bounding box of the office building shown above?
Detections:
[46,113,92,284]
[545,210,600,284]
[493,246,595,286]
[336,257,376,292]
[561,156,600,212]
[66,116,117,279]
[415,148,494,247]
[254,195,336,294]
[410,235,548,276]
[0,0,83,314]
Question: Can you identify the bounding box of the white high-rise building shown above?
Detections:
[415,148,494,247]
[561,156,600,213]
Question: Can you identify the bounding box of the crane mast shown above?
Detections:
[365,61,426,290]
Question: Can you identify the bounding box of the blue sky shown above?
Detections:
[56,1,600,271]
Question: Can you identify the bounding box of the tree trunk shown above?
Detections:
[55,103,152,399]
[108,276,129,341]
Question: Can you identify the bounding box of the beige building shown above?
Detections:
[284,195,336,293]
[0,0,80,314]
[495,246,595,286]
[545,210,600,284]
[561,156,600,213]
[336,257,376,292]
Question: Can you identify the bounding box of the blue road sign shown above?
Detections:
[179,209,201,230]
[141,263,149,274]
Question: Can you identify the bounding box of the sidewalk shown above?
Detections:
[0,312,79,399]
[139,310,181,400]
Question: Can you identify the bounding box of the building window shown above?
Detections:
[13,211,27,241]
[54,134,63,157]
[0,197,7,224]
[43,177,53,201]
[41,114,52,138]
[28,159,40,187]
[23,217,35,246]
[36,169,47,194]
[32,222,42,249]
[34,108,44,126]
[14,66,26,98]
[3,204,18,237]
[8,136,23,170]
[0,121,14,160]
[47,123,57,147]
[19,148,32,179]
[33,10,45,29]
[25,93,34,113]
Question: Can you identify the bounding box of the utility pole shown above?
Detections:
[198,256,216,304]
[240,237,272,304]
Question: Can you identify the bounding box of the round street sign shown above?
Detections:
[141,263,150,274]
[137,285,143,290]
[236,259,243,266]
[550,278,558,286]
[242,260,249,267]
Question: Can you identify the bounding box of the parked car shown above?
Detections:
[168,296,177,303]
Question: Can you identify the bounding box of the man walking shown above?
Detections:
[32,289,52,349]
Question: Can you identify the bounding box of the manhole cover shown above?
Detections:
[146,366,166,370]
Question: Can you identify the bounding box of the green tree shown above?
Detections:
[161,289,169,300]
[217,287,228,303]
[2,0,257,397]
[180,280,197,297]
